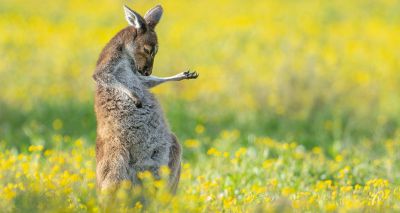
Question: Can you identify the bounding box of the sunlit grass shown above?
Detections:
[1,131,399,211]
[1,0,400,211]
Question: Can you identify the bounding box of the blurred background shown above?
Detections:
[1,0,400,157]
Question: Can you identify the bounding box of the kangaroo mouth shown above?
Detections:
[135,67,149,76]
[137,70,150,76]
[139,68,151,76]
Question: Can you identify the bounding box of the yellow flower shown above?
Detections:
[292,200,304,209]
[74,138,84,148]
[44,150,53,156]
[207,147,221,157]
[337,166,351,179]
[312,147,322,155]
[325,202,337,212]
[116,189,128,200]
[88,183,95,189]
[268,179,278,188]
[335,154,343,162]
[223,152,230,158]
[235,147,247,158]
[184,139,200,148]
[160,165,171,177]
[262,159,276,169]
[52,134,63,143]
[52,119,63,130]
[340,186,353,193]
[3,184,17,200]
[221,130,240,140]
[134,202,143,210]
[281,187,295,197]
[28,145,43,152]
[137,171,152,180]
[195,124,205,134]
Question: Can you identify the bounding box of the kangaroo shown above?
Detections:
[93,4,198,193]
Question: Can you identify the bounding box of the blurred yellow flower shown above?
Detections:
[1,0,400,211]
[234,148,247,158]
[312,147,322,155]
[325,202,337,212]
[195,124,205,134]
[52,119,63,130]
[282,187,295,197]
[134,202,143,210]
[207,147,221,157]
[28,145,43,152]
[184,139,200,148]
[262,159,276,169]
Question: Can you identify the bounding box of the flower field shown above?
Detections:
[1,132,400,211]
[1,0,400,212]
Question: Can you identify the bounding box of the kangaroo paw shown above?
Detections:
[133,99,143,108]
[184,70,199,79]
[126,92,142,108]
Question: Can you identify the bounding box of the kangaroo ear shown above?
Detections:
[144,5,163,29]
[124,5,147,32]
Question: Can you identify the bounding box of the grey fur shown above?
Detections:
[93,7,198,193]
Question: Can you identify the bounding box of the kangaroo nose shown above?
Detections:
[143,66,152,76]
[143,70,150,76]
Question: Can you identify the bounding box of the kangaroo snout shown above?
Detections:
[143,65,152,76]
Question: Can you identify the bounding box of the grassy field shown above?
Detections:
[1,0,400,211]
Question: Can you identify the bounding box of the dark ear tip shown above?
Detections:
[123,5,131,12]
[152,4,163,13]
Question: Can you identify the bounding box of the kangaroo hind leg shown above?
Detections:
[168,133,182,194]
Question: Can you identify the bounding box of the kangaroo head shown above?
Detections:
[124,5,163,76]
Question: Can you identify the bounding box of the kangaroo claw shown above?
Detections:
[132,98,142,108]
[184,70,199,79]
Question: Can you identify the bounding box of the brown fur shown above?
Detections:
[93,5,187,192]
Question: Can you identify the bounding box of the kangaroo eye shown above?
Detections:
[144,47,151,54]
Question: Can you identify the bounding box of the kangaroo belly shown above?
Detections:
[95,86,172,173]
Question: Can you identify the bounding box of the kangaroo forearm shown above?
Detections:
[140,76,176,88]
[140,71,198,88]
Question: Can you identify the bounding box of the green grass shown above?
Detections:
[1,0,400,211]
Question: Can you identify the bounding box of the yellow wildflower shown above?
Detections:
[195,124,205,134]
